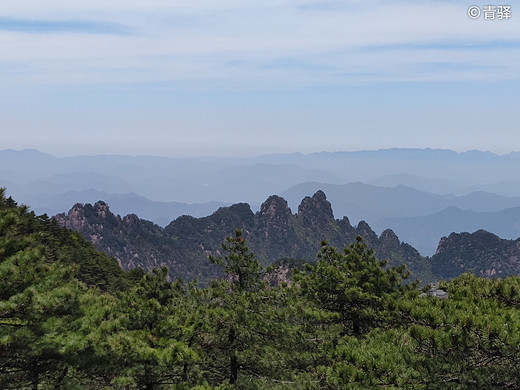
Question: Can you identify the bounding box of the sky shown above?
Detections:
[0,0,519,157]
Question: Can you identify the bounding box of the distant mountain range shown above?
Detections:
[53,192,520,285]
[369,173,520,197]
[3,148,520,255]
[281,182,520,220]
[253,148,520,190]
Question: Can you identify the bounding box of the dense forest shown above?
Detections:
[2,188,520,389]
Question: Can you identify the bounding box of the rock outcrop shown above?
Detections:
[431,230,520,279]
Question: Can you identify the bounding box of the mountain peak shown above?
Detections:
[260,195,292,217]
[355,220,379,244]
[297,190,334,227]
[380,229,400,245]
[54,192,431,283]
[94,201,111,218]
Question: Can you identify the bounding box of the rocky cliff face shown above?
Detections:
[55,201,120,247]
[253,195,299,261]
[378,228,432,281]
[297,190,334,230]
[432,230,520,279]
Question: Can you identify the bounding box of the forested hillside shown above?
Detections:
[2,188,520,389]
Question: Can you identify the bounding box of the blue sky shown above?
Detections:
[0,0,519,157]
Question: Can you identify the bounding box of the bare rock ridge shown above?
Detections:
[54,191,520,283]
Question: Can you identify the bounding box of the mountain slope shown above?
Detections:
[432,230,520,279]
[0,188,138,292]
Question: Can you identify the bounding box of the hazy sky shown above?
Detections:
[1,0,519,157]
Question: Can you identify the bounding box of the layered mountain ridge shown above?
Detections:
[54,190,520,284]
[55,191,426,282]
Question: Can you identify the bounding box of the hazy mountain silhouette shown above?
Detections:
[17,189,227,227]
[281,182,520,223]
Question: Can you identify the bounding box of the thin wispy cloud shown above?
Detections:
[1,0,518,87]
[0,18,132,35]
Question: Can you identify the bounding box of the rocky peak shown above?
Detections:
[85,201,121,227]
[54,201,124,237]
[258,195,292,227]
[53,191,430,283]
[71,202,85,213]
[68,202,87,219]
[431,230,520,280]
[435,234,452,255]
[123,214,140,226]
[254,195,298,260]
[297,190,334,228]
[339,215,352,229]
[355,220,379,244]
[54,203,88,231]
[380,229,400,247]
[435,231,478,255]
[260,195,292,217]
[94,201,111,219]
[378,229,402,262]
[212,203,255,227]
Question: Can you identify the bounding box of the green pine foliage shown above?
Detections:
[399,274,520,388]
[0,189,88,388]
[82,267,200,388]
[0,189,154,388]
[295,237,414,336]
[202,229,317,388]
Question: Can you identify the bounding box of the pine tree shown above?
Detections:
[295,237,412,337]
[200,229,315,388]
